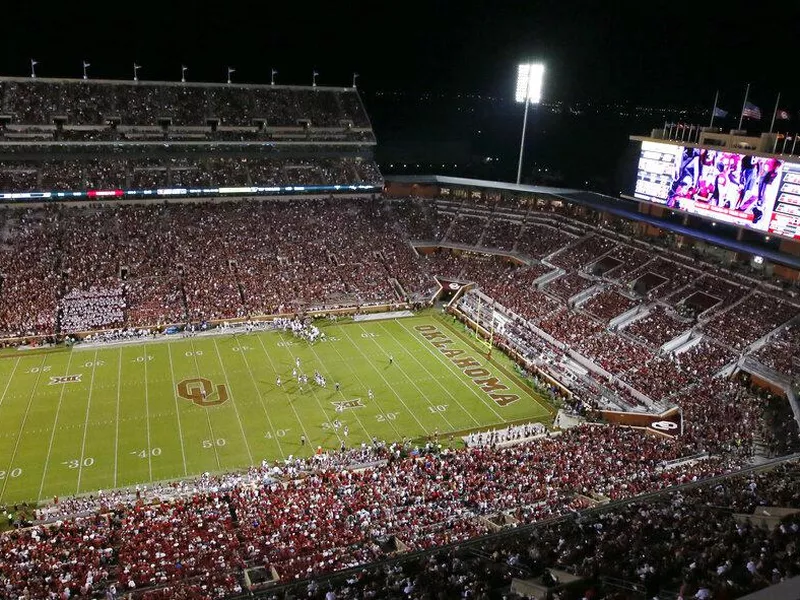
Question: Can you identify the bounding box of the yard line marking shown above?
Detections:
[188,339,221,471]
[249,333,300,457]
[143,345,153,481]
[304,334,374,444]
[0,357,21,410]
[338,324,431,436]
[0,355,47,503]
[76,350,99,493]
[362,321,461,431]
[279,342,344,447]
[377,321,482,427]
[395,318,509,422]
[212,339,254,465]
[113,347,122,488]
[165,343,189,476]
[37,351,75,501]
[313,327,404,440]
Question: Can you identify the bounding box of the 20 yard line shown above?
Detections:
[0,356,47,503]
[75,350,100,493]
[212,339,254,465]
[165,343,189,477]
[37,351,75,501]
[359,322,460,432]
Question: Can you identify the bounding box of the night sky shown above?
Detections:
[2,0,799,107]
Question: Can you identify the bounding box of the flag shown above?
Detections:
[313,71,319,76]
[712,107,728,118]
[271,69,278,75]
[83,61,90,68]
[31,60,38,66]
[776,109,790,120]
[742,102,761,119]
[228,67,235,73]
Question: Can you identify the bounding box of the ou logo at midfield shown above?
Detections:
[651,420,678,431]
[177,377,229,407]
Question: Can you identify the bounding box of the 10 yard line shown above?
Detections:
[377,320,483,427]
[395,318,509,423]
[166,343,189,477]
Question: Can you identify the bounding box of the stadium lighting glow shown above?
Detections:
[515,62,545,185]
[515,63,544,104]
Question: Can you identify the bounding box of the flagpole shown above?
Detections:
[793,137,799,155]
[769,93,781,133]
[709,90,719,127]
[738,83,750,130]
[783,136,790,154]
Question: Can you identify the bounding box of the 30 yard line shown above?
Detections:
[0,356,47,503]
[37,351,75,501]
[75,350,99,493]
[323,328,406,440]
[305,337,374,444]
[376,320,482,427]
[248,333,302,456]
[165,343,189,476]
[211,339,254,465]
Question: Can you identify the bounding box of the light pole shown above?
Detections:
[514,63,545,185]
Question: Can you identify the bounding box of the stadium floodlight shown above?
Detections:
[514,62,545,185]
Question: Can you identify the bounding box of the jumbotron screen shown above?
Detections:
[633,140,800,240]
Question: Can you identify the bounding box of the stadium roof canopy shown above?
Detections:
[385,175,800,271]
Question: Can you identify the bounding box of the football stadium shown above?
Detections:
[0,72,799,600]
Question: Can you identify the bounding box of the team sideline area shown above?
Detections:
[0,313,551,505]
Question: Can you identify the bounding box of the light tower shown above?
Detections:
[514,63,545,185]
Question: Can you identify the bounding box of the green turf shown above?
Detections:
[0,314,553,506]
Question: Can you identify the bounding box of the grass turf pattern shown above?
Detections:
[0,314,553,505]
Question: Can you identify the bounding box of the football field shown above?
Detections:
[0,314,553,505]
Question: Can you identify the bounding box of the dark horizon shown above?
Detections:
[3,0,799,108]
